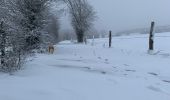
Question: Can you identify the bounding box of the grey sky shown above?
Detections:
[60,0,170,33]
[88,0,170,33]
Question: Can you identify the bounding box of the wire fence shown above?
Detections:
[111,35,170,40]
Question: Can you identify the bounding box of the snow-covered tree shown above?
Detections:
[0,0,26,72]
[0,0,61,73]
[15,0,51,50]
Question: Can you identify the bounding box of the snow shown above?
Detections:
[0,32,170,100]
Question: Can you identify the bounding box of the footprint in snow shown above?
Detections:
[105,59,109,62]
[147,85,162,92]
[147,85,170,95]
[104,62,110,64]
[125,69,136,72]
[104,59,110,64]
[124,74,128,76]
[112,66,117,68]
[148,72,158,76]
[124,64,130,66]
[97,57,102,59]
[82,67,91,70]
[162,80,170,83]
[101,71,107,74]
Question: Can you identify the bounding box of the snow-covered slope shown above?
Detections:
[0,32,170,100]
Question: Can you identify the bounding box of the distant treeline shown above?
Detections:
[115,25,170,36]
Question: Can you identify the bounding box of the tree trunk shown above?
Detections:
[0,21,5,66]
[77,32,84,43]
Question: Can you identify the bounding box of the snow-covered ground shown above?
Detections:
[0,32,170,100]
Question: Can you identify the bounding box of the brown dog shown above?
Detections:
[48,44,54,54]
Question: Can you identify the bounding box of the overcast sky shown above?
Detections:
[60,0,170,33]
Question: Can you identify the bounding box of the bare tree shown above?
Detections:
[63,0,96,43]
[46,15,60,43]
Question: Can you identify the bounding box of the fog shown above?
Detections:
[88,0,170,33]
[60,0,170,33]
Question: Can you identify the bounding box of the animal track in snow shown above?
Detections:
[162,80,170,83]
[97,57,102,59]
[148,72,158,76]
[125,69,136,72]
[147,85,170,95]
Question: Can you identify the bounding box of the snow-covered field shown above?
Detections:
[0,32,170,100]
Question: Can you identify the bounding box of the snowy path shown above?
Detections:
[0,33,170,100]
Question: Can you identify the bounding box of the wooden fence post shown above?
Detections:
[91,35,95,46]
[84,36,87,45]
[109,30,112,48]
[149,21,155,51]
